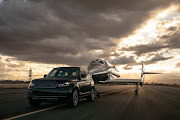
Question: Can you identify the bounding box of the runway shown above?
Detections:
[0,84,180,120]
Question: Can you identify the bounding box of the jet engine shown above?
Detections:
[92,73,109,82]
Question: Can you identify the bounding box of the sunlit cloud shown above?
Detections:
[119,5,180,48]
[0,54,67,80]
[113,5,180,84]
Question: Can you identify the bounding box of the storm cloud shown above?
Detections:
[108,53,174,66]
[0,0,179,66]
[143,53,174,65]
[121,22,180,56]
[108,56,137,65]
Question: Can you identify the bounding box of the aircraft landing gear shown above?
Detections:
[135,89,138,95]
[135,83,139,95]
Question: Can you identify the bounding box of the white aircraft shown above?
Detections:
[87,59,160,94]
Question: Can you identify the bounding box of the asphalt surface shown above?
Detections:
[0,84,180,120]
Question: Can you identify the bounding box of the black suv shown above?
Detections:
[28,67,96,107]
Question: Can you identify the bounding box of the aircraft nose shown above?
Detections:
[88,64,105,74]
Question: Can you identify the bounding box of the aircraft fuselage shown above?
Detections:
[87,59,120,82]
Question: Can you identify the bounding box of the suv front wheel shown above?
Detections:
[87,88,95,102]
[69,89,79,107]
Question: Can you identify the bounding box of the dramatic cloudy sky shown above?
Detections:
[0,0,180,84]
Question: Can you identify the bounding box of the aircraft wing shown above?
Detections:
[91,71,108,75]
[106,78,141,83]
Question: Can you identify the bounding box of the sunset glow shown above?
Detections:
[0,0,179,84]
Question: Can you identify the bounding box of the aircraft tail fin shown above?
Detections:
[140,63,161,86]
[140,63,145,83]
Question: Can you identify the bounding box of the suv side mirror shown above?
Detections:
[81,74,86,78]
[44,74,47,78]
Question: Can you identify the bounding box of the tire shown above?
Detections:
[87,88,95,102]
[28,99,41,107]
[135,90,138,95]
[69,89,79,107]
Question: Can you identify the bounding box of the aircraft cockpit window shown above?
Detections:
[99,61,104,64]
[91,61,96,64]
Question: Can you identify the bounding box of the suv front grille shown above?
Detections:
[34,81,58,88]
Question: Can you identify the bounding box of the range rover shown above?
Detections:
[28,67,95,107]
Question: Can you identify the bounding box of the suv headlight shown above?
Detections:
[28,81,34,88]
[58,82,71,87]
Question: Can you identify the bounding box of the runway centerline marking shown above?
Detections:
[3,88,127,120]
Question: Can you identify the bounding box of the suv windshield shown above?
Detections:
[47,67,80,78]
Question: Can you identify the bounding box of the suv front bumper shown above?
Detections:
[28,88,73,101]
